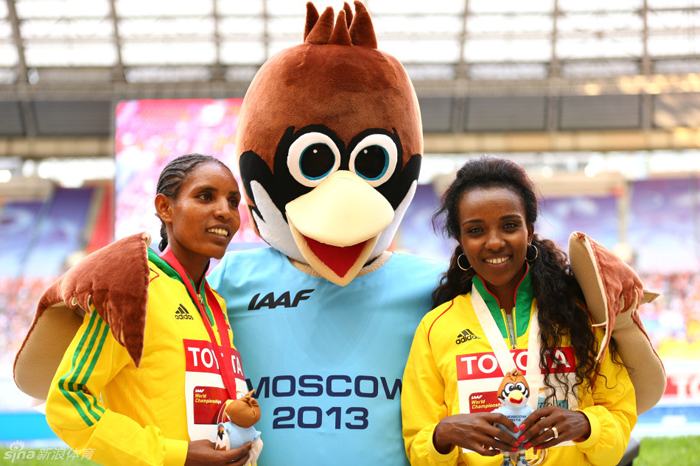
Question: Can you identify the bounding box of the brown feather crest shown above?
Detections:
[349,1,377,48]
[343,2,353,27]
[305,6,335,45]
[329,10,352,46]
[303,2,320,41]
[304,2,376,48]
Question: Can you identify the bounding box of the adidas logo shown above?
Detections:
[456,329,479,344]
[175,304,194,321]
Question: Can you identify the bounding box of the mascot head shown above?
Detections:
[497,369,530,409]
[225,390,261,428]
[236,1,423,286]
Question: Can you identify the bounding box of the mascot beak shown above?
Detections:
[509,391,524,405]
[286,170,394,286]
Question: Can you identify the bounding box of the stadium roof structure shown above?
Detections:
[2,0,700,155]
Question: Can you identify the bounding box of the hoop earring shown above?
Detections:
[457,254,472,272]
[526,244,539,262]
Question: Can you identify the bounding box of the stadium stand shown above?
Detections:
[0,184,113,366]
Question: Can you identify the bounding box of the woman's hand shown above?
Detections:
[519,406,591,450]
[433,413,519,457]
[185,440,253,466]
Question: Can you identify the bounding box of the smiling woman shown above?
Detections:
[36,154,262,466]
[154,155,242,289]
[456,186,533,312]
[401,156,637,466]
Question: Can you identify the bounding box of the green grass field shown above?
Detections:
[634,435,699,466]
[1,436,698,465]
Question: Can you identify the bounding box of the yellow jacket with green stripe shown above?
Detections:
[45,251,248,466]
[401,271,637,466]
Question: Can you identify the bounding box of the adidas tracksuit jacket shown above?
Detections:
[402,271,637,466]
[45,250,249,466]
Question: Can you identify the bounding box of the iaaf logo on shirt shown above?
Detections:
[456,347,576,381]
[248,289,314,310]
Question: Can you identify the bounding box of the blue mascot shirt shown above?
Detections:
[223,422,261,447]
[208,247,444,466]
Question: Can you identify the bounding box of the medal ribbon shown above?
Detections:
[470,286,541,410]
[160,248,238,400]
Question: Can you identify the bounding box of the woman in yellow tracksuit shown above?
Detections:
[402,156,636,466]
[44,154,256,466]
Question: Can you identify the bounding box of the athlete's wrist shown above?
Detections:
[432,420,455,454]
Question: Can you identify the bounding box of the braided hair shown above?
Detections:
[155,154,232,252]
[432,155,603,400]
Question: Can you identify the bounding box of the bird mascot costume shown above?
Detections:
[206,2,445,463]
[13,3,666,466]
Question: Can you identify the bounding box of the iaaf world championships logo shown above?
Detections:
[3,441,95,463]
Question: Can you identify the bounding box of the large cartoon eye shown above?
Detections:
[515,382,526,393]
[503,383,515,395]
[287,132,341,187]
[349,134,397,187]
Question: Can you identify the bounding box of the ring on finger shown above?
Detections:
[551,426,559,439]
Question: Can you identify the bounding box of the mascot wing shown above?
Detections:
[14,232,150,400]
[569,231,665,414]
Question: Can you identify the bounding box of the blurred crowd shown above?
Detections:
[0,276,56,366]
[639,272,700,361]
